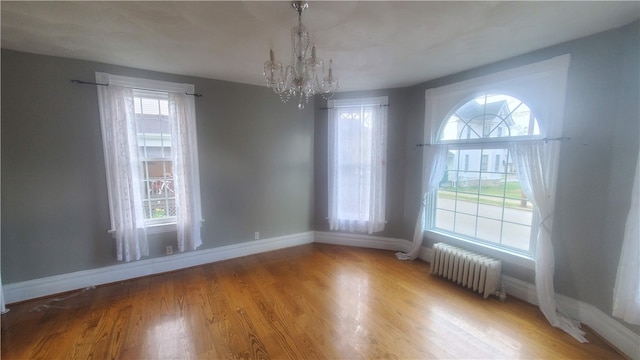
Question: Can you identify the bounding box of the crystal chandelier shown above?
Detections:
[263,1,339,109]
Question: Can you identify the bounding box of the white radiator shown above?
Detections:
[430,243,502,299]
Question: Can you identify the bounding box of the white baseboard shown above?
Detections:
[559,295,640,360]
[3,231,314,305]
[314,231,411,252]
[502,275,639,360]
[419,246,639,360]
[5,234,637,360]
[418,247,433,263]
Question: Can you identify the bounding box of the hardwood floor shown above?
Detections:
[1,243,624,359]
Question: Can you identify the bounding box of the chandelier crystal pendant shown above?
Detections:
[263,1,339,109]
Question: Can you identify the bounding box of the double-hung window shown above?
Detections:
[423,55,570,259]
[96,72,202,261]
[421,56,587,340]
[134,90,175,224]
[433,94,540,254]
[327,97,388,234]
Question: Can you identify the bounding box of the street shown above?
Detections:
[435,197,533,251]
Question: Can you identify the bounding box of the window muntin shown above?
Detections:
[133,90,176,224]
[335,107,375,221]
[440,94,540,142]
[432,94,540,254]
[328,96,388,234]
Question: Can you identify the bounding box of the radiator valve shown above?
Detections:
[497,284,507,302]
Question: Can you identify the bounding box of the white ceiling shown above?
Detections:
[2,1,639,91]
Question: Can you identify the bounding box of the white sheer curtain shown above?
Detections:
[328,99,387,234]
[0,274,7,314]
[396,145,448,260]
[169,93,202,252]
[612,148,640,325]
[97,84,149,262]
[510,140,587,342]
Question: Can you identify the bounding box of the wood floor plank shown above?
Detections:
[1,243,626,359]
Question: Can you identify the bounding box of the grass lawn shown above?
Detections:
[438,181,531,210]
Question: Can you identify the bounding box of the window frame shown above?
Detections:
[96,72,200,235]
[327,96,388,234]
[132,89,176,227]
[422,55,570,265]
[431,119,542,256]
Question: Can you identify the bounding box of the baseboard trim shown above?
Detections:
[557,292,639,359]
[500,275,538,305]
[313,231,411,252]
[503,275,639,359]
[5,235,637,359]
[3,231,314,305]
[420,246,638,359]
[418,247,433,263]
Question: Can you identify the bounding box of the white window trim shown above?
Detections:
[328,96,389,109]
[425,55,570,144]
[327,96,389,234]
[96,72,201,235]
[96,72,194,94]
[423,55,570,261]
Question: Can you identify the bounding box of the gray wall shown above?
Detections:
[2,20,638,335]
[399,21,638,333]
[1,49,314,284]
[312,21,639,334]
[313,88,411,239]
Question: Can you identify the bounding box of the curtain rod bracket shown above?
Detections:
[71,79,108,86]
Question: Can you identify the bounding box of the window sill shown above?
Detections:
[146,222,176,235]
[425,229,535,270]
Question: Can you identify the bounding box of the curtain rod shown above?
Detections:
[70,79,203,98]
[416,136,571,147]
[320,104,390,110]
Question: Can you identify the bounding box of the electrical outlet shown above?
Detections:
[166,246,173,255]
[254,232,260,240]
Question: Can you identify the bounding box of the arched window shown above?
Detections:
[440,94,540,141]
[432,94,541,254]
[412,55,586,342]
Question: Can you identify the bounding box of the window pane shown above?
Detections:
[480,154,489,171]
[143,199,176,219]
[435,209,455,232]
[337,108,373,221]
[436,189,456,211]
[502,223,532,251]
[329,97,388,233]
[503,205,532,226]
[461,149,481,172]
[433,145,534,253]
[440,94,540,141]
[433,94,540,255]
[476,217,502,243]
[478,203,503,221]
[335,108,374,221]
[134,91,174,222]
[454,213,477,237]
[159,100,169,116]
[141,98,160,115]
[455,196,478,216]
